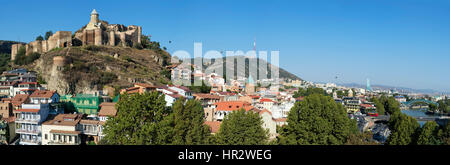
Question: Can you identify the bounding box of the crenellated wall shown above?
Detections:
[10,9,142,61]
[10,31,72,61]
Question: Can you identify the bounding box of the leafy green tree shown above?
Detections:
[45,31,53,40]
[386,112,420,145]
[429,103,438,113]
[371,97,385,115]
[216,109,269,145]
[14,46,26,65]
[382,96,401,115]
[416,121,440,145]
[438,100,448,114]
[336,90,345,98]
[293,87,328,98]
[438,123,450,145]
[0,53,11,73]
[167,99,211,145]
[188,81,211,93]
[36,35,44,41]
[278,94,358,145]
[13,46,40,66]
[101,92,168,145]
[345,131,378,145]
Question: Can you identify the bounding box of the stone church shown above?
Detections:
[73,9,142,47]
[11,9,142,61]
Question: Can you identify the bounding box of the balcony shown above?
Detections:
[15,118,40,124]
[19,138,40,145]
[82,130,98,136]
[48,141,79,145]
[16,129,41,135]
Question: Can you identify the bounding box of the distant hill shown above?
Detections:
[0,40,25,54]
[186,56,302,82]
[338,82,444,94]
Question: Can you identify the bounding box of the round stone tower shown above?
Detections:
[53,56,66,71]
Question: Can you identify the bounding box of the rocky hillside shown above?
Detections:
[17,45,171,95]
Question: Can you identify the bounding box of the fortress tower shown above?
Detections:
[11,9,143,61]
[86,9,100,30]
[74,9,142,47]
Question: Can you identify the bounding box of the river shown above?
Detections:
[401,109,438,126]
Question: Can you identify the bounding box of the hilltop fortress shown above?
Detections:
[11,9,142,61]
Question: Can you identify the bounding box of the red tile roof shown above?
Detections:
[134,83,156,89]
[15,109,40,113]
[30,90,56,98]
[18,82,38,85]
[214,101,254,111]
[273,118,287,122]
[98,102,117,117]
[249,95,261,99]
[204,121,221,133]
[260,98,276,103]
[11,94,30,106]
[193,93,221,100]
[259,109,272,115]
[360,104,374,108]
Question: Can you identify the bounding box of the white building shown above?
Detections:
[157,85,193,106]
[271,102,294,119]
[12,82,44,97]
[41,114,83,145]
[15,103,50,145]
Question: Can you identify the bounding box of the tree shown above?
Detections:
[36,35,44,41]
[293,87,328,98]
[167,99,211,145]
[429,103,438,113]
[386,112,420,145]
[371,97,385,115]
[14,46,27,65]
[216,109,269,145]
[438,100,448,114]
[188,81,211,93]
[416,121,440,145]
[438,122,450,145]
[45,31,53,40]
[0,53,11,73]
[381,96,401,115]
[101,92,168,145]
[345,131,378,145]
[278,94,358,145]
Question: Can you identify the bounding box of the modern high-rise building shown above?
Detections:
[366,78,373,92]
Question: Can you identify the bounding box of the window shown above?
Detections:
[45,134,48,140]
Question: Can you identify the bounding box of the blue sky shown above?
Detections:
[1,0,450,92]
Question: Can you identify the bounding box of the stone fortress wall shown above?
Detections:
[11,9,142,61]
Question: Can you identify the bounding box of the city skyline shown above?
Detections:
[1,0,450,92]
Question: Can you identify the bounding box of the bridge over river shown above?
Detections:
[373,114,450,126]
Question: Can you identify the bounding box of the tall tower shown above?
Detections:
[366,78,372,92]
[90,9,99,25]
[86,9,100,30]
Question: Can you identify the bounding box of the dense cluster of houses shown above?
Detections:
[0,69,118,145]
[2,66,428,145]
